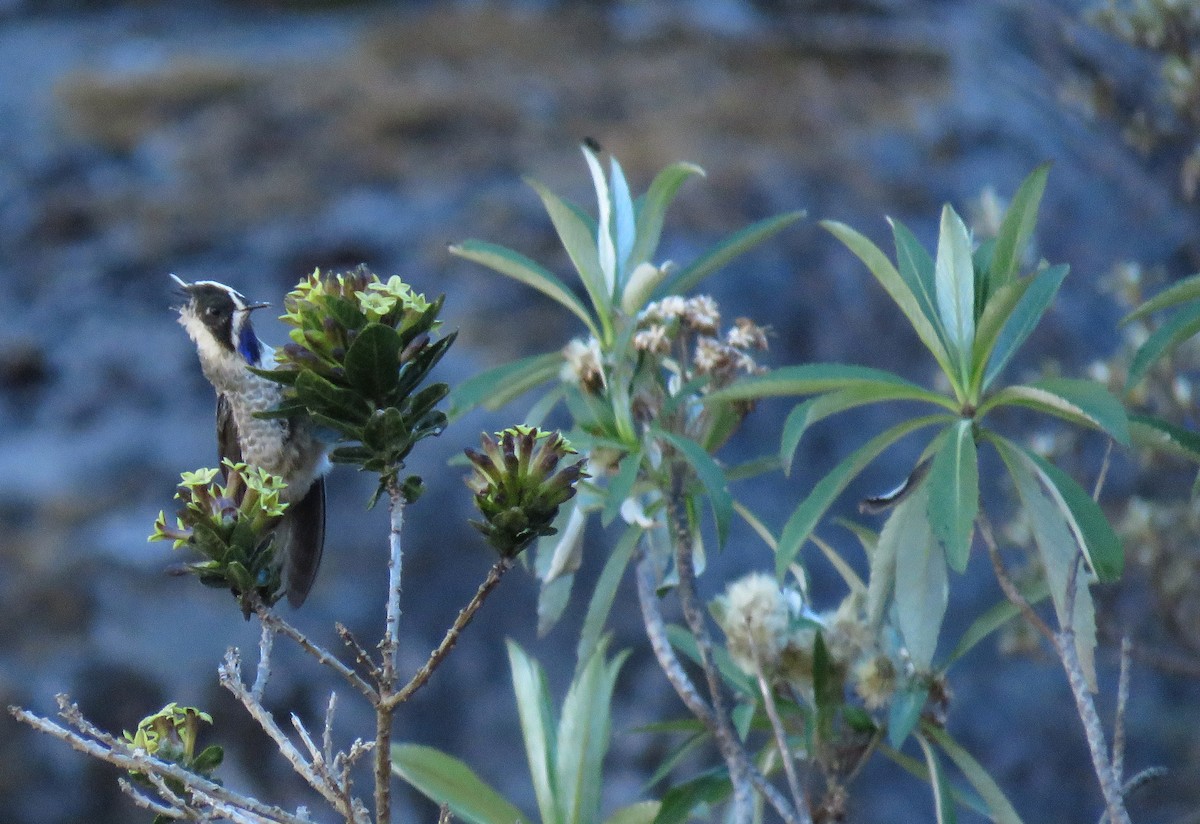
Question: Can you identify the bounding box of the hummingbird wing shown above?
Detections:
[280,477,325,608]
[216,394,242,466]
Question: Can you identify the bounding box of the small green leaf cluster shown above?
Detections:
[123,702,223,818]
[465,426,589,558]
[262,265,455,502]
[149,460,289,613]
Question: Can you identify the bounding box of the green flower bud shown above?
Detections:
[464,427,588,558]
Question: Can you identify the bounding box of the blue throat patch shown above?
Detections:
[237,325,262,365]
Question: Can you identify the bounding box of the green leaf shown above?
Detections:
[666,625,755,698]
[888,684,929,749]
[450,239,602,341]
[392,744,532,824]
[946,577,1050,664]
[889,217,948,349]
[710,362,953,406]
[924,725,1026,824]
[993,439,1101,688]
[1121,270,1200,325]
[627,162,705,272]
[812,632,839,743]
[916,732,958,824]
[582,146,618,294]
[926,419,978,573]
[981,378,1130,446]
[990,163,1050,286]
[602,450,642,526]
[605,801,662,824]
[556,641,628,824]
[362,407,408,454]
[1129,413,1200,462]
[777,381,953,475]
[659,211,806,298]
[777,414,954,579]
[507,641,559,824]
[293,370,371,426]
[343,322,401,402]
[609,157,637,282]
[653,770,731,824]
[1125,300,1200,390]
[526,178,613,328]
[934,205,975,378]
[576,525,641,674]
[822,220,957,382]
[890,481,948,669]
[976,264,1068,391]
[447,351,563,420]
[657,430,733,549]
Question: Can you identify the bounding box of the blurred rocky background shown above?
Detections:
[1,0,1198,822]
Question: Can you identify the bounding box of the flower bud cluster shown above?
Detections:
[465,426,589,558]
[149,460,290,611]
[123,702,223,788]
[712,573,814,683]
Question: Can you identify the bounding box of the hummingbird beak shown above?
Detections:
[243,301,271,312]
[169,273,192,291]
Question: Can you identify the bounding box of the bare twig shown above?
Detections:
[118,777,183,819]
[11,700,310,824]
[750,648,809,818]
[253,623,275,702]
[1112,636,1131,783]
[978,515,1057,644]
[337,623,381,682]
[254,604,377,703]
[387,557,513,708]
[1093,439,1114,501]
[375,482,407,824]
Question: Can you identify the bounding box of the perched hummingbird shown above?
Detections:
[172,275,329,607]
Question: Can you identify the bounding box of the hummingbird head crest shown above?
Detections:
[171,274,270,365]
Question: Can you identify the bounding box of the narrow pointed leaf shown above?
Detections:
[659,211,805,298]
[654,769,731,824]
[609,156,637,283]
[709,362,953,405]
[927,419,978,573]
[990,163,1050,285]
[556,642,628,824]
[392,744,532,824]
[977,264,1068,390]
[602,450,643,526]
[1129,413,1200,462]
[891,482,948,668]
[606,801,662,824]
[916,733,958,824]
[576,525,640,672]
[809,533,866,593]
[627,162,705,271]
[778,414,954,579]
[507,641,559,824]
[1122,270,1200,324]
[934,205,975,371]
[582,146,617,294]
[890,217,948,347]
[447,351,563,420]
[946,577,1049,664]
[889,685,929,748]
[450,240,601,340]
[924,725,1026,824]
[657,430,733,548]
[982,378,1130,446]
[526,178,612,323]
[822,220,956,379]
[1125,300,1200,389]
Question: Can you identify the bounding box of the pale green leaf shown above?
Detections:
[659,211,805,298]
[934,205,975,374]
[556,641,628,824]
[916,732,958,824]
[926,419,978,573]
[576,525,641,673]
[981,378,1130,446]
[1129,413,1200,462]
[1121,270,1200,325]
[709,362,953,405]
[450,240,601,341]
[1125,300,1200,390]
[990,163,1050,286]
[507,641,559,824]
[602,450,643,526]
[609,156,637,285]
[777,414,954,579]
[605,801,662,824]
[526,178,612,327]
[582,145,617,295]
[447,351,564,420]
[627,162,705,272]
[822,219,957,381]
[391,744,532,824]
[924,726,1026,824]
[887,684,929,749]
[653,769,731,824]
[890,217,948,349]
[891,482,948,669]
[979,264,1068,391]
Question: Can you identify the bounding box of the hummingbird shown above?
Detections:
[172,275,329,607]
